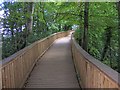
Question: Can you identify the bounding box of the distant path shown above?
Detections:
[24,34,80,88]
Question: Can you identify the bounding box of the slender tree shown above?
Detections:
[82,2,89,51]
[101,26,112,61]
[117,1,120,73]
[26,2,34,33]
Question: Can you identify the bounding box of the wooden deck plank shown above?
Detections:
[24,35,79,88]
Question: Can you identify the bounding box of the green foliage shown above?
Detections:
[74,29,81,43]
[1,2,65,59]
[73,2,119,71]
[1,2,119,72]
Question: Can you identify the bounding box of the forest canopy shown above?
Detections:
[1,1,120,72]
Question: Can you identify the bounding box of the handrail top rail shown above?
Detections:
[72,34,120,87]
[2,31,66,66]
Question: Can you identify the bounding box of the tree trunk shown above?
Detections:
[64,24,67,31]
[109,44,113,68]
[58,24,61,31]
[26,2,34,33]
[101,26,112,61]
[82,2,89,51]
[117,1,120,73]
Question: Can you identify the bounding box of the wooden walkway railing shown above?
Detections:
[1,30,120,89]
[1,31,70,88]
[71,34,120,88]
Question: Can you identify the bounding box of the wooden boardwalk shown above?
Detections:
[24,35,80,88]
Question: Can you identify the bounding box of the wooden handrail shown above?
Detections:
[1,31,70,88]
[71,34,120,88]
